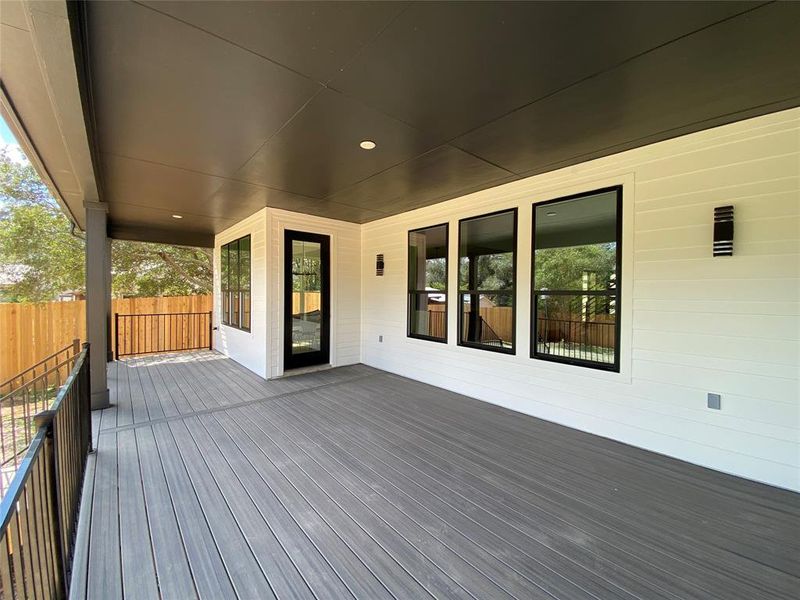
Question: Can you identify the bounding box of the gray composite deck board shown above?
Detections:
[133,426,197,600]
[307,383,796,599]
[72,351,800,600]
[86,426,122,600]
[353,376,798,569]
[117,428,160,600]
[150,420,236,599]
[311,383,785,580]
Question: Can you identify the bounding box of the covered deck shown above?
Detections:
[70,352,797,600]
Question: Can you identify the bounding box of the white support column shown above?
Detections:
[85,201,110,409]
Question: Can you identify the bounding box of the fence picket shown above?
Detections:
[0,295,212,382]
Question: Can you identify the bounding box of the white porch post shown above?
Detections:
[85,201,111,409]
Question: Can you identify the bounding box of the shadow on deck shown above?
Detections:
[71,351,799,600]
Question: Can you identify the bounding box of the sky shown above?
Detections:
[0,117,15,145]
[0,115,27,163]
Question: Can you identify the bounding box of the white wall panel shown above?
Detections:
[361,108,800,491]
[265,208,362,377]
[212,109,799,491]
[213,209,268,377]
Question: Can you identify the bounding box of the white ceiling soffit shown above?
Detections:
[0,0,98,229]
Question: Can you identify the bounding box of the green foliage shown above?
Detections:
[291,257,321,292]
[0,151,85,301]
[535,244,617,318]
[0,149,211,302]
[534,243,616,291]
[459,252,514,291]
[112,241,212,297]
[418,257,446,291]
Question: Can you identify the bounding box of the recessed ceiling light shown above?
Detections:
[359,140,376,150]
[546,211,557,217]
[171,214,183,219]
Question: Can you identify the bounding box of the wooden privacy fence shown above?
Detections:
[292,291,321,315]
[0,295,211,382]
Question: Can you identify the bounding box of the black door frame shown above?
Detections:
[283,229,331,370]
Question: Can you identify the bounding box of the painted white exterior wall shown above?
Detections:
[213,109,799,491]
[265,209,362,377]
[361,108,800,491]
[213,208,268,377]
[213,207,362,379]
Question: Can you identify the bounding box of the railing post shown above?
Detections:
[83,343,92,453]
[114,313,119,361]
[72,338,80,357]
[208,311,213,350]
[42,419,67,597]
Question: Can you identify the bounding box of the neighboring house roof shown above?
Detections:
[425,287,445,303]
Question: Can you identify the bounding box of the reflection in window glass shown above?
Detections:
[458,210,516,352]
[221,244,230,325]
[240,236,251,330]
[533,187,621,370]
[291,240,323,354]
[230,239,240,327]
[407,224,448,341]
[220,235,251,330]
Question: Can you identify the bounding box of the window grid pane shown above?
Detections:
[221,235,251,331]
[408,292,447,340]
[532,187,621,370]
[407,224,448,342]
[458,210,516,352]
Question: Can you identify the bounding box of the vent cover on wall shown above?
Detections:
[713,205,734,257]
[376,254,384,276]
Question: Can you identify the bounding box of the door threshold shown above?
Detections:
[279,364,333,378]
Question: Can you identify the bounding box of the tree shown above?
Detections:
[0,151,85,301]
[112,241,212,297]
[534,243,617,319]
[534,243,616,292]
[0,149,211,301]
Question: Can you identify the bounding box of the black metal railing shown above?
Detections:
[0,343,91,599]
[1,340,81,496]
[462,313,505,347]
[115,311,212,359]
[535,291,617,366]
[536,317,616,364]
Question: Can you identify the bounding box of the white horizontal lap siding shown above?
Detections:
[213,208,268,378]
[266,208,361,377]
[361,108,800,491]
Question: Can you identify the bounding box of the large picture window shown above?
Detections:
[408,224,448,342]
[532,186,621,371]
[458,209,516,353]
[221,235,251,331]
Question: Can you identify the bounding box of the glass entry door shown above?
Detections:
[284,230,330,370]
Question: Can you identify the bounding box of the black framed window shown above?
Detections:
[458,209,517,353]
[221,235,251,331]
[407,224,448,342]
[532,186,622,371]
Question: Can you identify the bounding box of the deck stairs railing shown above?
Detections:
[0,343,91,599]
[0,340,82,495]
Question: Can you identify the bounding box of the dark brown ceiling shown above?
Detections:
[82,1,800,246]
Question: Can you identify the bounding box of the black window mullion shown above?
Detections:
[407,224,449,343]
[220,234,251,332]
[457,208,517,354]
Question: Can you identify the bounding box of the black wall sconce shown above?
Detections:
[376,253,385,276]
[713,206,734,257]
